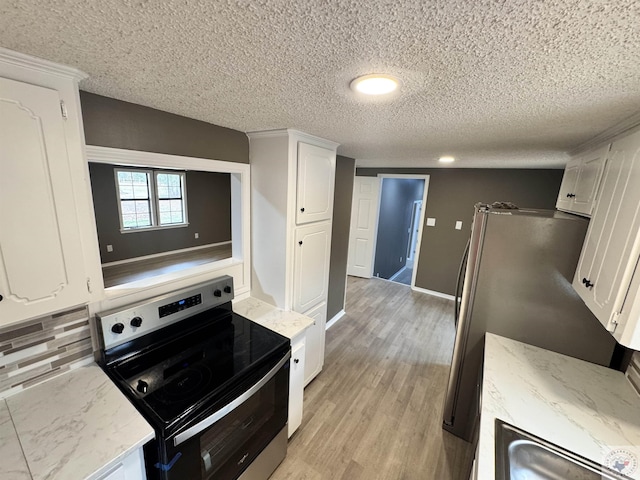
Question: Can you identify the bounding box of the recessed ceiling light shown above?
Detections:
[439,156,455,163]
[350,74,399,95]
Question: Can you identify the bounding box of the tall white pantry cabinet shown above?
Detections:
[248,130,338,386]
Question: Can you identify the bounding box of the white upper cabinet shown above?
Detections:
[0,49,103,326]
[556,144,608,217]
[556,157,581,211]
[573,128,640,348]
[296,142,336,225]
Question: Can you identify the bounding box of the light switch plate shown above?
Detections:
[455,221,463,230]
[426,217,436,227]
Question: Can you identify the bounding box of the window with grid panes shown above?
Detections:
[115,168,188,231]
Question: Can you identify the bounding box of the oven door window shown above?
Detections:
[164,358,288,480]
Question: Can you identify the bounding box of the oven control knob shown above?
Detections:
[224,285,232,294]
[214,289,222,297]
[111,323,125,334]
[130,316,143,328]
[136,380,149,394]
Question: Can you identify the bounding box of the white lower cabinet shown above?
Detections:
[288,334,306,438]
[303,302,327,386]
[97,447,146,480]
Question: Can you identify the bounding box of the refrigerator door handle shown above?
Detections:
[443,207,488,428]
[454,238,471,328]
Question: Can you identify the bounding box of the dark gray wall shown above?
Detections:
[80,92,249,163]
[357,168,564,295]
[373,178,424,278]
[89,163,231,262]
[327,155,356,320]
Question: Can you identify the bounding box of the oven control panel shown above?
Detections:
[97,276,234,350]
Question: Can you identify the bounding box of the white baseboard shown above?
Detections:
[326,309,346,330]
[388,266,407,282]
[411,286,456,301]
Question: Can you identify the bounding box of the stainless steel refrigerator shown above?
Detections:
[442,203,618,442]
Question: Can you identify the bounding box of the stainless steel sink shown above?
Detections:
[495,419,631,480]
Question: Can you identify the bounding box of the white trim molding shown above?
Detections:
[571,112,640,155]
[86,145,251,308]
[411,286,456,301]
[326,310,346,330]
[0,47,87,81]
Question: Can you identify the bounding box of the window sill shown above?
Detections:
[101,257,248,305]
[119,222,189,234]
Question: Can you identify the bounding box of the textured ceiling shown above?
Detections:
[1,0,639,168]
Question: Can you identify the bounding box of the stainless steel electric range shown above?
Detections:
[96,276,290,480]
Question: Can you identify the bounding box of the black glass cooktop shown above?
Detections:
[110,309,289,425]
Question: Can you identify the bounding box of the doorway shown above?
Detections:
[347,174,429,288]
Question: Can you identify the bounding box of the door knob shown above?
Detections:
[299,241,303,245]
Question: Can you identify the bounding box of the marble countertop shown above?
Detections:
[0,400,30,479]
[1,364,154,480]
[233,297,314,339]
[478,333,640,479]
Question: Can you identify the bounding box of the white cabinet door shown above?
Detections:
[571,145,608,216]
[0,77,89,325]
[293,222,331,313]
[97,447,147,480]
[556,145,608,217]
[288,336,305,438]
[296,142,336,225]
[556,157,581,211]
[573,129,640,334]
[303,301,327,386]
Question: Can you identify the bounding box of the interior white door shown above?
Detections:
[347,176,380,278]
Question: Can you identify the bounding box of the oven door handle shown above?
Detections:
[173,351,291,447]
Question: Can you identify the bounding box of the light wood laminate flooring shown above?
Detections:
[271,276,472,480]
[102,243,232,288]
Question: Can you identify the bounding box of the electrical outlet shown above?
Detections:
[400,256,403,263]
[106,245,113,252]
[194,232,199,239]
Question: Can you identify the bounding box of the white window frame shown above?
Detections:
[87,145,251,303]
[114,167,189,233]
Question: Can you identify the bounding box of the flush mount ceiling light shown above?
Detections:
[350,74,399,95]
[439,156,455,163]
